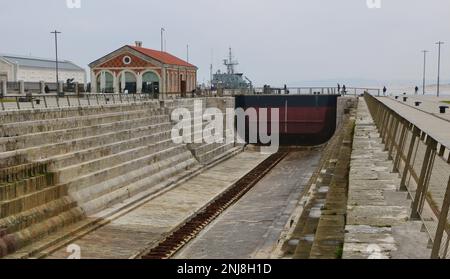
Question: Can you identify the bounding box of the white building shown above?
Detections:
[0,54,86,84]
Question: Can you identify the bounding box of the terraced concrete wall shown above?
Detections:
[0,97,239,258]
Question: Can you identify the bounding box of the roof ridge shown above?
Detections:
[128,45,195,68]
[0,53,74,64]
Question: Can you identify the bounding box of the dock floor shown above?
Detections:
[44,151,269,259]
[175,150,322,259]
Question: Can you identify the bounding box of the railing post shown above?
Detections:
[387,114,400,159]
[0,95,4,111]
[411,136,437,219]
[19,80,25,94]
[43,95,48,108]
[15,96,20,110]
[431,176,450,259]
[1,80,7,97]
[393,119,408,173]
[400,126,420,191]
[87,94,91,106]
[383,112,395,149]
[380,110,392,144]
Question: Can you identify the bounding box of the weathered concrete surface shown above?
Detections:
[174,150,322,259]
[343,98,430,259]
[378,97,450,151]
[41,151,269,259]
[1,98,242,258]
[387,95,450,122]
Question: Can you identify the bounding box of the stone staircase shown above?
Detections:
[0,97,243,258]
[0,102,204,257]
[163,98,241,165]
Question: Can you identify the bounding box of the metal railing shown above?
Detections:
[364,92,450,259]
[0,93,158,111]
[206,87,381,96]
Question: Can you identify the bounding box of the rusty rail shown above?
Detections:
[364,93,450,259]
[142,151,290,259]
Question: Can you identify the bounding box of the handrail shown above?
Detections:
[364,92,450,259]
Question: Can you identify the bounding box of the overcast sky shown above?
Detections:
[1,0,449,87]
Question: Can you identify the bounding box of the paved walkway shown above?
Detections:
[43,151,269,259]
[343,98,430,259]
[387,95,450,122]
[174,150,321,259]
[378,97,450,151]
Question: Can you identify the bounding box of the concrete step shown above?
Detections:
[0,195,78,236]
[46,130,173,170]
[0,183,69,218]
[55,138,178,184]
[0,101,160,125]
[0,120,171,164]
[0,173,53,201]
[71,151,196,207]
[197,142,236,164]
[0,163,48,184]
[81,154,199,215]
[0,113,169,153]
[0,205,85,258]
[0,108,163,137]
[64,145,190,194]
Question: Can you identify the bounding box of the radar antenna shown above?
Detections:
[223,47,239,75]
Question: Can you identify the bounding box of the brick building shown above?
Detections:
[89,42,197,95]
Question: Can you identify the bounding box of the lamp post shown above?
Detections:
[421,50,428,95]
[51,30,61,83]
[187,44,189,63]
[436,41,444,97]
[161,28,165,52]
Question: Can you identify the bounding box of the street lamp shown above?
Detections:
[51,30,61,84]
[421,50,428,95]
[436,41,444,97]
[161,28,165,52]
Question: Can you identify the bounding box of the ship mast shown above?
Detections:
[223,47,239,75]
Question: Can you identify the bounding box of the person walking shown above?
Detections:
[383,86,387,96]
[342,85,346,95]
[337,83,341,94]
[415,86,419,95]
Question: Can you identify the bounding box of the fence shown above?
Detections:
[0,93,158,111]
[364,93,450,259]
[211,87,380,96]
[2,81,86,94]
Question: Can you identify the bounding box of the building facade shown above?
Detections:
[0,54,86,84]
[89,42,197,94]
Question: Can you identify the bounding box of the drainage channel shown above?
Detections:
[141,151,290,259]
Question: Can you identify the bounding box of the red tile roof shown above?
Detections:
[128,45,195,68]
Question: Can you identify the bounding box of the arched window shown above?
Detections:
[142,71,160,94]
[96,71,114,93]
[118,71,137,94]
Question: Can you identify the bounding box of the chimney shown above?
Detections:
[135,41,143,47]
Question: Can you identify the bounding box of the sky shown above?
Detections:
[1,0,450,87]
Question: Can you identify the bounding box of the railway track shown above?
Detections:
[141,150,290,259]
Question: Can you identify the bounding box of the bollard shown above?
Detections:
[439,106,449,114]
[415,102,422,107]
[395,96,399,100]
[403,97,408,102]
